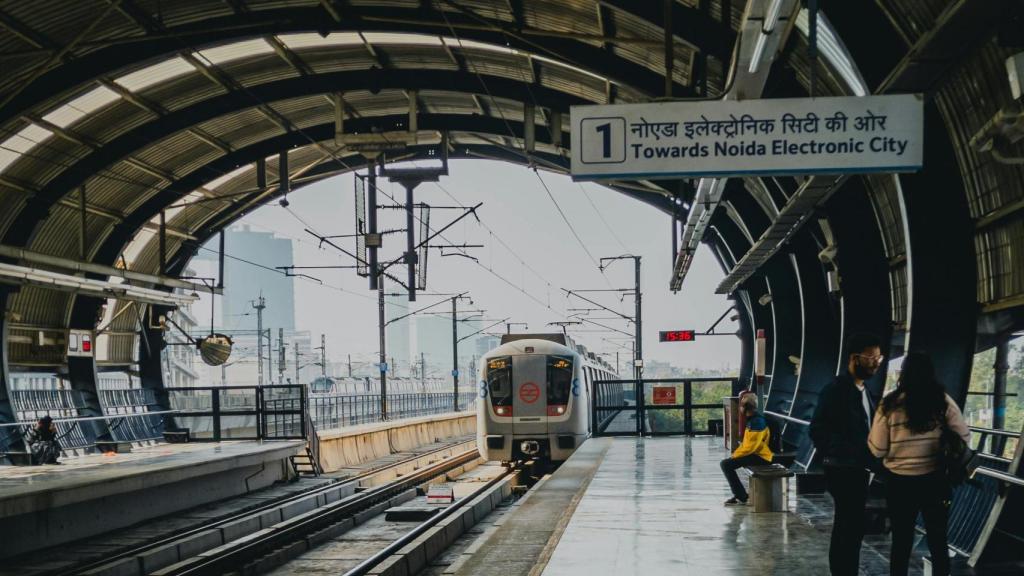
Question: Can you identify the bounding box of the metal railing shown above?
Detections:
[166,385,307,441]
[944,425,1023,560]
[307,392,476,430]
[592,378,737,436]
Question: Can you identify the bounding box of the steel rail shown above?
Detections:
[342,465,517,576]
[69,439,475,575]
[164,448,482,575]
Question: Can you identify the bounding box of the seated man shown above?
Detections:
[26,415,61,465]
[720,394,773,505]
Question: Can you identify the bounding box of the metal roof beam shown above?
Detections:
[3,68,591,249]
[98,78,233,153]
[0,9,57,50]
[0,5,687,126]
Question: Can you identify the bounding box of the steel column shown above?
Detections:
[900,102,978,405]
[0,290,25,457]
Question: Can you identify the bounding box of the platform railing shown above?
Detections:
[165,385,307,441]
[0,411,177,463]
[307,392,476,430]
[592,378,737,437]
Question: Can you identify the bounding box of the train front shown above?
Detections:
[477,338,587,462]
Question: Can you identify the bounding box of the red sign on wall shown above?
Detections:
[519,382,541,404]
[652,387,677,405]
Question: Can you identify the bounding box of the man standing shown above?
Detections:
[810,333,884,576]
[720,393,773,505]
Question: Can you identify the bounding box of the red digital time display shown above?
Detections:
[659,330,696,342]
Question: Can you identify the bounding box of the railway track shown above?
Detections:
[68,440,479,576]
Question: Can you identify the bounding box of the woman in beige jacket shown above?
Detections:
[868,352,970,576]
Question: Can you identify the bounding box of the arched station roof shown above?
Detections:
[0,0,1021,424]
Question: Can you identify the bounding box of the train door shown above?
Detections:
[512,355,547,436]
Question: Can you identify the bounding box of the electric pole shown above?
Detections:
[294,341,300,386]
[278,328,285,384]
[450,294,472,412]
[506,322,528,334]
[421,352,426,390]
[251,295,266,386]
[319,334,327,377]
[598,256,642,382]
[378,277,388,420]
[347,353,352,377]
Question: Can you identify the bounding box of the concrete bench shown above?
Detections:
[745,464,795,512]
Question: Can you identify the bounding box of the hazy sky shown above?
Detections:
[196,160,740,372]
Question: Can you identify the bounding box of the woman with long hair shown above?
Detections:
[867,352,970,576]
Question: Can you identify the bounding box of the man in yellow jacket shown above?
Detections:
[721,394,773,505]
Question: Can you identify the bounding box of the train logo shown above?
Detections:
[519,382,540,404]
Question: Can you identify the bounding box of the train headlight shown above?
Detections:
[547,405,566,416]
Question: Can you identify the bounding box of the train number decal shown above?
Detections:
[519,382,540,404]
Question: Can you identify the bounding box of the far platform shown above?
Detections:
[0,439,303,558]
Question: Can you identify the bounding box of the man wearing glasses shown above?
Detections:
[810,333,885,576]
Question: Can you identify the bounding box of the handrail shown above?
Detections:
[0,410,178,428]
[764,410,811,426]
[968,426,1021,439]
[972,466,1024,488]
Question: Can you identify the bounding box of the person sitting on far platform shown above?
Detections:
[721,393,773,505]
[26,415,61,465]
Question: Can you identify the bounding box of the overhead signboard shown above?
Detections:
[659,330,696,342]
[570,94,923,180]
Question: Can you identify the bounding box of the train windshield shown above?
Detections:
[486,356,513,405]
[547,356,573,405]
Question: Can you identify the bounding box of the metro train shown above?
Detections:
[477,334,621,462]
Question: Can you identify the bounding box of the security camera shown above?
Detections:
[757,294,772,307]
[818,245,838,265]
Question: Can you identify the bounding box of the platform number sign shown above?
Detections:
[579,117,626,164]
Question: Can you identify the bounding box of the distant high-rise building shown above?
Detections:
[385,295,411,377]
[221,225,295,332]
[476,335,501,357]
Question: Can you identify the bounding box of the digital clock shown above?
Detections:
[659,330,696,342]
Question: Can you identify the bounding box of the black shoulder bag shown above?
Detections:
[939,418,975,486]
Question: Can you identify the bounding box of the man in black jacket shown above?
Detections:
[810,333,884,576]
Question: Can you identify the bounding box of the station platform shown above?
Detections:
[459,436,905,576]
[0,439,303,559]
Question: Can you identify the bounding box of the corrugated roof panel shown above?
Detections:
[41,86,121,129]
[71,100,156,147]
[381,46,460,71]
[418,91,480,115]
[454,48,534,83]
[210,56,300,87]
[0,123,53,175]
[428,0,515,22]
[363,32,443,47]
[278,32,364,49]
[195,39,275,66]
[298,47,378,74]
[140,73,229,113]
[523,0,602,48]
[115,57,198,93]
[539,64,605,104]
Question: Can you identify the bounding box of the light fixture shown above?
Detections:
[763,0,784,33]
[748,32,769,75]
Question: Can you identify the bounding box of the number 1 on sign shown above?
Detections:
[595,122,611,158]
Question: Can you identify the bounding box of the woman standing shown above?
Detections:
[867,352,970,576]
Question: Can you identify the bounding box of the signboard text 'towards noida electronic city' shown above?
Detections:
[569,94,923,180]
